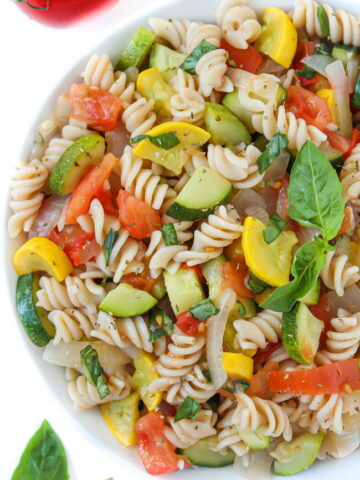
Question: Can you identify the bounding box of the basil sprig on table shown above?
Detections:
[179,40,218,74]
[174,396,201,422]
[130,131,180,150]
[104,229,119,266]
[261,141,344,312]
[11,420,69,480]
[257,133,289,174]
[149,306,174,342]
[80,345,110,400]
[317,5,330,37]
[263,212,287,244]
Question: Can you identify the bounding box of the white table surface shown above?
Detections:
[0,1,148,478]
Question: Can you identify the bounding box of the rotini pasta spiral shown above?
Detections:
[48,308,97,344]
[122,96,157,138]
[62,118,91,141]
[109,71,137,108]
[216,0,262,49]
[318,429,360,459]
[207,144,264,189]
[185,22,221,53]
[175,205,243,266]
[215,398,249,455]
[164,410,217,448]
[340,144,360,208]
[170,87,205,124]
[8,159,49,239]
[148,18,192,52]
[292,0,360,47]
[77,198,120,245]
[320,251,360,297]
[82,53,115,90]
[294,394,345,434]
[233,310,283,351]
[196,49,233,97]
[170,69,198,92]
[42,138,73,171]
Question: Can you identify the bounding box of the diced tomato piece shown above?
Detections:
[94,181,118,216]
[344,128,360,158]
[221,39,263,73]
[247,361,279,399]
[181,264,205,283]
[253,342,282,364]
[292,42,324,87]
[135,412,190,475]
[117,190,161,240]
[50,225,101,266]
[158,400,177,417]
[327,130,352,155]
[309,290,331,344]
[222,255,254,298]
[70,84,122,131]
[268,359,360,395]
[338,207,353,236]
[286,85,332,131]
[176,311,201,336]
[65,153,117,224]
[121,269,157,292]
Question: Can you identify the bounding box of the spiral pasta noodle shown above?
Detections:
[77,198,120,245]
[164,409,217,448]
[185,22,221,53]
[82,53,115,90]
[48,308,97,344]
[233,310,283,351]
[215,398,249,456]
[42,138,73,171]
[318,429,360,459]
[170,87,205,124]
[170,69,198,92]
[122,96,157,138]
[340,144,360,208]
[196,49,233,97]
[148,18,192,52]
[62,118,91,141]
[320,251,360,297]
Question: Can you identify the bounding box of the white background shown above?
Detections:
[0,1,147,478]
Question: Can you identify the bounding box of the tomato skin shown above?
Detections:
[176,311,201,336]
[181,264,205,283]
[286,85,332,131]
[135,412,190,475]
[221,39,263,73]
[117,190,162,240]
[344,128,360,158]
[327,130,352,154]
[50,225,101,266]
[268,359,360,395]
[65,153,117,224]
[338,207,353,237]
[222,255,254,298]
[309,290,331,345]
[95,181,118,216]
[70,84,121,131]
[247,361,279,399]
[253,342,282,364]
[121,270,157,292]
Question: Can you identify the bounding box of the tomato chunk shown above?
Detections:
[50,225,101,266]
[222,255,254,298]
[221,39,263,73]
[286,85,332,131]
[135,412,190,475]
[176,311,201,336]
[292,42,324,87]
[117,190,161,239]
[70,83,122,131]
[327,130,352,154]
[247,361,279,399]
[65,153,117,224]
[94,181,118,216]
[122,269,157,292]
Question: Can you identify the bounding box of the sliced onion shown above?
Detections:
[29,195,68,238]
[43,340,129,375]
[325,60,353,138]
[347,57,360,94]
[206,288,236,389]
[327,285,360,316]
[234,450,273,480]
[105,124,130,159]
[231,189,269,223]
[303,54,334,76]
[264,151,290,183]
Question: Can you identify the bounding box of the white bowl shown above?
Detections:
[4,0,360,478]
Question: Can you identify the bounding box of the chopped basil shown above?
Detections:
[80,345,110,400]
[207,393,220,412]
[104,230,119,266]
[237,300,246,317]
[130,132,180,150]
[189,298,219,321]
[317,5,330,37]
[149,307,174,342]
[257,133,289,174]
[179,40,218,74]
[248,270,273,295]
[161,223,179,246]
[263,212,287,244]
[174,396,201,422]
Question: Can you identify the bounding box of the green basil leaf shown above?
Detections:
[237,300,246,317]
[288,141,344,240]
[316,42,332,56]
[207,393,220,412]
[189,298,219,321]
[149,307,174,342]
[261,240,327,312]
[248,270,273,295]
[263,213,287,244]
[257,133,289,174]
[161,223,179,246]
[130,132,180,150]
[317,5,330,37]
[11,420,69,480]
[80,345,110,399]
[104,230,119,266]
[179,40,218,74]
[130,134,149,144]
[174,396,201,422]
[296,64,317,79]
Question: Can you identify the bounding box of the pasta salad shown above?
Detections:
[8,0,360,476]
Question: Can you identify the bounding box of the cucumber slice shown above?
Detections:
[238,428,270,450]
[222,90,255,132]
[16,273,55,346]
[204,103,251,146]
[100,284,157,317]
[150,276,166,300]
[282,301,323,365]
[299,279,320,306]
[49,134,105,195]
[331,44,358,65]
[116,27,155,71]
[273,432,325,475]
[180,435,235,467]
[166,167,232,221]
[201,255,227,302]
[164,268,205,315]
[149,43,186,81]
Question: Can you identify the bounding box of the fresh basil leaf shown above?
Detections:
[261,239,327,312]
[80,345,110,399]
[130,134,148,144]
[317,5,330,37]
[149,307,174,342]
[237,300,246,317]
[263,213,287,244]
[180,40,218,74]
[257,133,289,174]
[296,64,317,79]
[248,270,273,295]
[288,141,344,240]
[11,420,69,480]
[161,223,179,246]
[189,298,219,321]
[174,396,201,422]
[104,230,119,266]
[207,393,220,412]
[130,132,180,150]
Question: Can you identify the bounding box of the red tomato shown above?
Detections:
[50,225,101,266]
[286,85,332,131]
[181,264,205,283]
[135,412,190,475]
[338,207,353,237]
[309,290,331,344]
[222,255,254,298]
[344,128,360,158]
[65,153,117,224]
[268,359,360,395]
[94,181,118,216]
[221,39,263,73]
[292,42,323,87]
[70,84,121,131]
[117,190,161,240]
[247,361,279,399]
[176,311,201,336]
[327,130,352,154]
[253,342,282,364]
[121,270,157,293]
